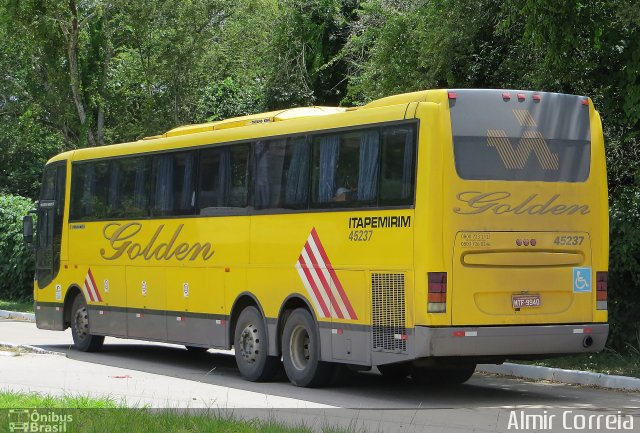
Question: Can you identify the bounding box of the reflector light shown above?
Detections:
[448,92,458,99]
[596,272,608,293]
[502,92,511,100]
[428,293,446,303]
[584,328,593,334]
[453,331,465,337]
[533,94,541,101]
[581,99,589,106]
[428,272,447,313]
[517,93,526,100]
[596,271,608,310]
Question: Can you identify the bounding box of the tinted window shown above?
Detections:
[70,161,109,220]
[36,163,66,287]
[450,89,591,182]
[151,152,196,216]
[198,144,249,214]
[109,157,152,218]
[253,136,310,210]
[311,129,380,207]
[380,126,416,205]
[71,157,152,220]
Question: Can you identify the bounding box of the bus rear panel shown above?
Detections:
[414,89,608,361]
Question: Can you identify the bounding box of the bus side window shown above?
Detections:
[151,151,196,217]
[198,144,249,214]
[70,161,109,220]
[108,157,152,218]
[253,137,309,210]
[311,129,379,208]
[379,125,416,206]
[283,136,310,209]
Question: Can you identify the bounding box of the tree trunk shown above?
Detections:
[67,0,96,147]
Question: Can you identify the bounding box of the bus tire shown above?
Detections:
[282,308,334,387]
[70,295,104,352]
[233,306,279,382]
[378,362,411,379]
[412,363,476,385]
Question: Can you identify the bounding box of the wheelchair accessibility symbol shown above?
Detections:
[573,267,592,292]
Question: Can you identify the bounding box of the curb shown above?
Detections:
[0,341,65,356]
[477,362,640,391]
[0,309,35,321]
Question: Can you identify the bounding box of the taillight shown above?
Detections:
[428,272,447,313]
[596,271,607,310]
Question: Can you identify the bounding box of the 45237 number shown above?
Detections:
[553,235,584,246]
[349,230,373,242]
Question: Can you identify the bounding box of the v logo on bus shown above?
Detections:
[295,228,358,320]
[487,110,559,170]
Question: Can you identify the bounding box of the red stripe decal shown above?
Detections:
[297,254,331,318]
[310,228,357,320]
[84,277,95,302]
[88,268,102,302]
[303,243,343,319]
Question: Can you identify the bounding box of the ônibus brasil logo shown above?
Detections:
[8,409,73,433]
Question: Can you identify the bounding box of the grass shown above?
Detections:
[0,391,120,409]
[518,349,640,378]
[0,391,356,433]
[0,299,33,313]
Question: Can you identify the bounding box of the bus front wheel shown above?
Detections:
[282,308,334,387]
[70,295,104,352]
[233,306,279,382]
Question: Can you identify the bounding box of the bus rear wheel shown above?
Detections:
[412,363,476,385]
[233,306,279,382]
[70,295,104,352]
[282,308,334,387]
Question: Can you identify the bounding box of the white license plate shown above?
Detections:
[512,294,541,308]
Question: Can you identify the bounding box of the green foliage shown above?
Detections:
[0,194,35,301]
[195,77,265,122]
[264,0,358,108]
[607,187,640,351]
[0,108,65,199]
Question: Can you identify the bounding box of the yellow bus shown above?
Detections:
[24,89,609,387]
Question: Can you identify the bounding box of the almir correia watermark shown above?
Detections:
[507,410,634,431]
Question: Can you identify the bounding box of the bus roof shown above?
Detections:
[48,89,453,165]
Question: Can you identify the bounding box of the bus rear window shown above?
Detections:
[450,89,591,182]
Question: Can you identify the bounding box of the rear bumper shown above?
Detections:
[414,323,608,357]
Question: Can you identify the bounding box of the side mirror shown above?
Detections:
[23,214,34,245]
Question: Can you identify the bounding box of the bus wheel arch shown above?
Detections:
[228,292,267,349]
[281,307,334,387]
[63,285,83,329]
[229,293,279,382]
[67,290,104,352]
[276,294,316,357]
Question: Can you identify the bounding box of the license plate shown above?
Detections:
[512,294,541,308]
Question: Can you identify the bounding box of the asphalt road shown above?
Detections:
[1,319,639,432]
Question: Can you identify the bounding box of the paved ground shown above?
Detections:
[1,320,639,432]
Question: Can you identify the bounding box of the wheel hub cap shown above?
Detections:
[74,307,89,339]
[239,324,260,363]
[290,325,310,371]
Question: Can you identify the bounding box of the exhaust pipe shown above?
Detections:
[582,336,594,348]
